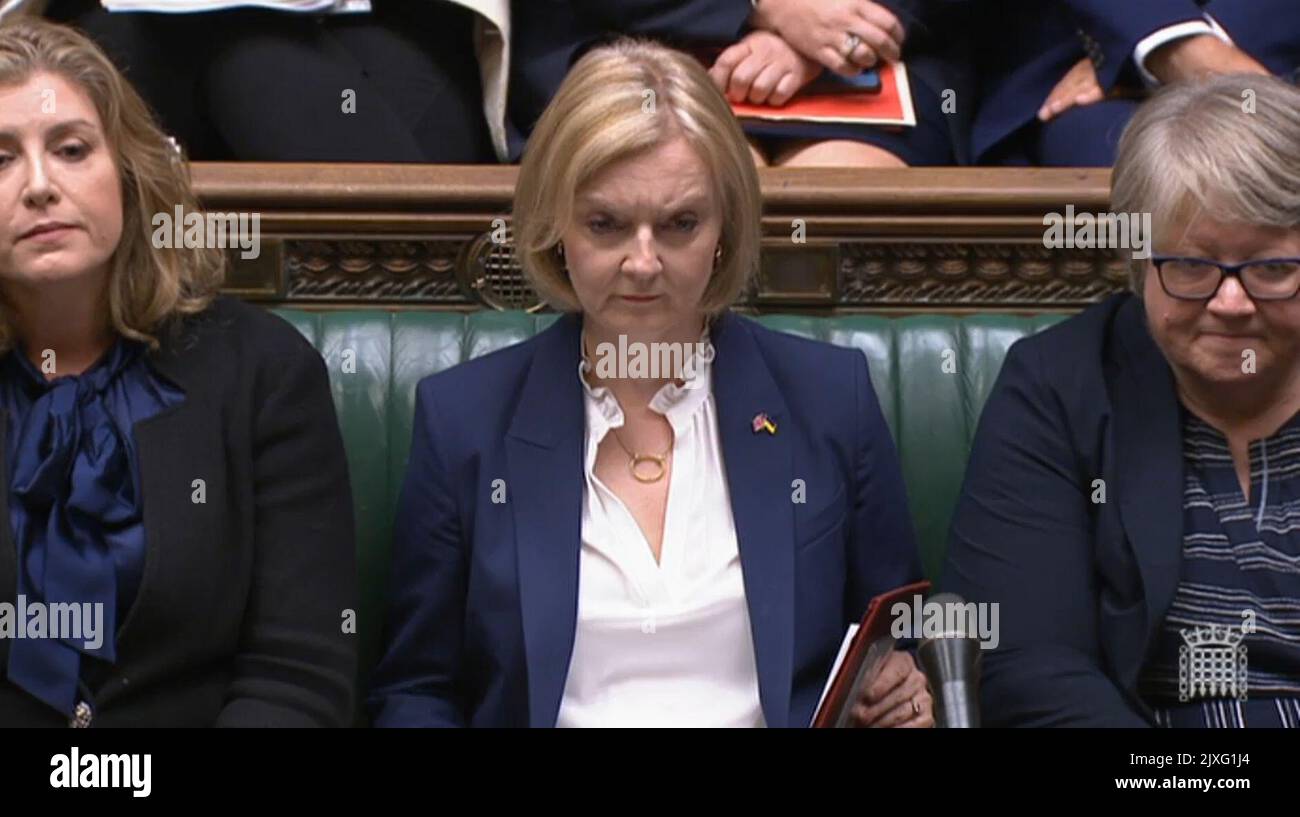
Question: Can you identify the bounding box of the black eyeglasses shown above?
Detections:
[1151,256,1300,301]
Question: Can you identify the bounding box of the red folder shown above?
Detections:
[730,60,917,127]
[811,579,931,728]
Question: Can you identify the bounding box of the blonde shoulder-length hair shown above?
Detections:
[0,19,224,351]
[512,37,762,315]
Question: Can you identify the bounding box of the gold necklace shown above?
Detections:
[581,329,676,483]
[609,426,672,483]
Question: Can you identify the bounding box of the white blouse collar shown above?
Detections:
[576,323,716,439]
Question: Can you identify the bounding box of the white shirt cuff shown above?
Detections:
[1132,16,1235,86]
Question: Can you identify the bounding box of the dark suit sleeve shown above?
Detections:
[943,339,1149,727]
[845,352,924,624]
[217,338,358,727]
[570,0,753,41]
[875,0,968,37]
[1063,0,1207,89]
[367,382,468,727]
[1204,0,1300,76]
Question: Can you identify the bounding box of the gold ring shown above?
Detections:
[911,698,921,717]
[843,32,861,59]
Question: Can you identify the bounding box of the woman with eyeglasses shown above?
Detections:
[944,73,1300,727]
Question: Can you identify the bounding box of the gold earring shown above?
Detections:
[713,244,723,268]
[556,242,566,258]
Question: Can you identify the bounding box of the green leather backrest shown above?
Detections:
[271,309,1065,686]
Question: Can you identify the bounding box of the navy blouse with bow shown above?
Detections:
[1,338,183,716]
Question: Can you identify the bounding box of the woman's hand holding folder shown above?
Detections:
[814,581,935,727]
[709,30,822,106]
[849,650,934,728]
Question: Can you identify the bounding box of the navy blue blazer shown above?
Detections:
[971,0,1300,163]
[944,293,1192,727]
[368,311,922,727]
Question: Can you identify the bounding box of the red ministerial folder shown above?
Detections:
[730,60,917,128]
[811,579,931,728]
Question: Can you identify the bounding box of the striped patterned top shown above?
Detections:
[1138,405,1300,728]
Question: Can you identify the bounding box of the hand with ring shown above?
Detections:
[749,0,905,76]
[849,649,935,728]
[842,32,863,61]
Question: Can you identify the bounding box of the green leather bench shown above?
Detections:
[272,309,1066,695]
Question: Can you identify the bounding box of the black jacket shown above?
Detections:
[0,296,358,726]
[944,293,1187,727]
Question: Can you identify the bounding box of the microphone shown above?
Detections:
[916,593,983,728]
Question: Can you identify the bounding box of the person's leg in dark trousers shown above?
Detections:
[203,9,433,162]
[44,0,224,159]
[204,3,492,162]
[327,0,493,162]
[47,2,492,162]
[1030,98,1139,167]
[45,2,421,161]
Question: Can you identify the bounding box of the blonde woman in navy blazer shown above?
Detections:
[369,38,932,728]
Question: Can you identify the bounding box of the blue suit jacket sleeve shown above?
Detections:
[1063,0,1206,89]
[847,352,924,623]
[1204,0,1300,76]
[569,0,753,41]
[368,383,468,727]
[943,338,1149,727]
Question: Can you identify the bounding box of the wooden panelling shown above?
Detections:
[192,163,1121,313]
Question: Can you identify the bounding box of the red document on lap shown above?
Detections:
[730,60,917,128]
[812,579,932,728]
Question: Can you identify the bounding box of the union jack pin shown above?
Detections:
[751,413,777,435]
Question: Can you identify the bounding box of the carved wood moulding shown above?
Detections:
[285,238,466,301]
[194,163,1123,313]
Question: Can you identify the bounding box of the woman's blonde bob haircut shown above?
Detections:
[1112,73,1300,292]
[0,19,224,351]
[513,37,762,315]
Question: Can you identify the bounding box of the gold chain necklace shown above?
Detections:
[609,426,672,483]
[582,330,676,482]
